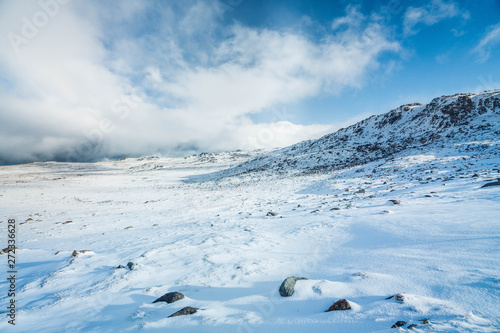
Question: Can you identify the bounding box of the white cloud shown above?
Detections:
[403,0,467,36]
[472,24,500,62]
[0,0,400,164]
[331,5,365,31]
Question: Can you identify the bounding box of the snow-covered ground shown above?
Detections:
[1,146,499,332]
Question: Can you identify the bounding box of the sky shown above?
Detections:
[0,0,499,164]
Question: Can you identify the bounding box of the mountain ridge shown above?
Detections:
[194,89,500,180]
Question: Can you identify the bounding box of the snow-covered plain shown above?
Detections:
[1,144,499,332]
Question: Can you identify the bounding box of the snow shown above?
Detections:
[1,143,499,333]
[1,90,500,332]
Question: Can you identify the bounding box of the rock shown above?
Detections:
[388,199,401,205]
[279,276,307,297]
[153,291,185,304]
[330,207,341,211]
[168,306,198,318]
[352,271,369,278]
[127,262,135,270]
[72,250,94,257]
[356,189,366,194]
[385,293,404,302]
[391,321,407,328]
[62,221,73,225]
[326,299,351,311]
[124,226,133,229]
[266,211,279,217]
[116,265,125,269]
[0,246,18,255]
[420,318,430,324]
[425,194,432,197]
[481,179,500,188]
[311,209,321,213]
[408,324,418,329]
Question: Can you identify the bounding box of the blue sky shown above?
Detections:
[0,0,499,164]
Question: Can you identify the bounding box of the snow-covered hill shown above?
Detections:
[199,90,500,180]
[0,90,499,332]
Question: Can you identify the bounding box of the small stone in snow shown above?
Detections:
[330,207,341,211]
[388,200,401,205]
[153,291,185,304]
[72,250,94,257]
[386,293,404,302]
[391,321,407,328]
[168,306,198,318]
[408,324,418,329]
[326,299,351,311]
[116,265,125,269]
[127,262,135,270]
[279,276,307,297]
[266,211,279,217]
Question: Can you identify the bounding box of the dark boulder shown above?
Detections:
[326,299,351,311]
[279,276,307,297]
[168,306,198,318]
[153,291,185,304]
[391,321,407,328]
[481,178,500,188]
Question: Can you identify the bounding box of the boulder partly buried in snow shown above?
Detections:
[391,321,407,328]
[481,178,500,188]
[326,299,351,311]
[279,276,307,297]
[153,291,185,304]
[266,211,279,217]
[386,293,405,302]
[168,306,198,318]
